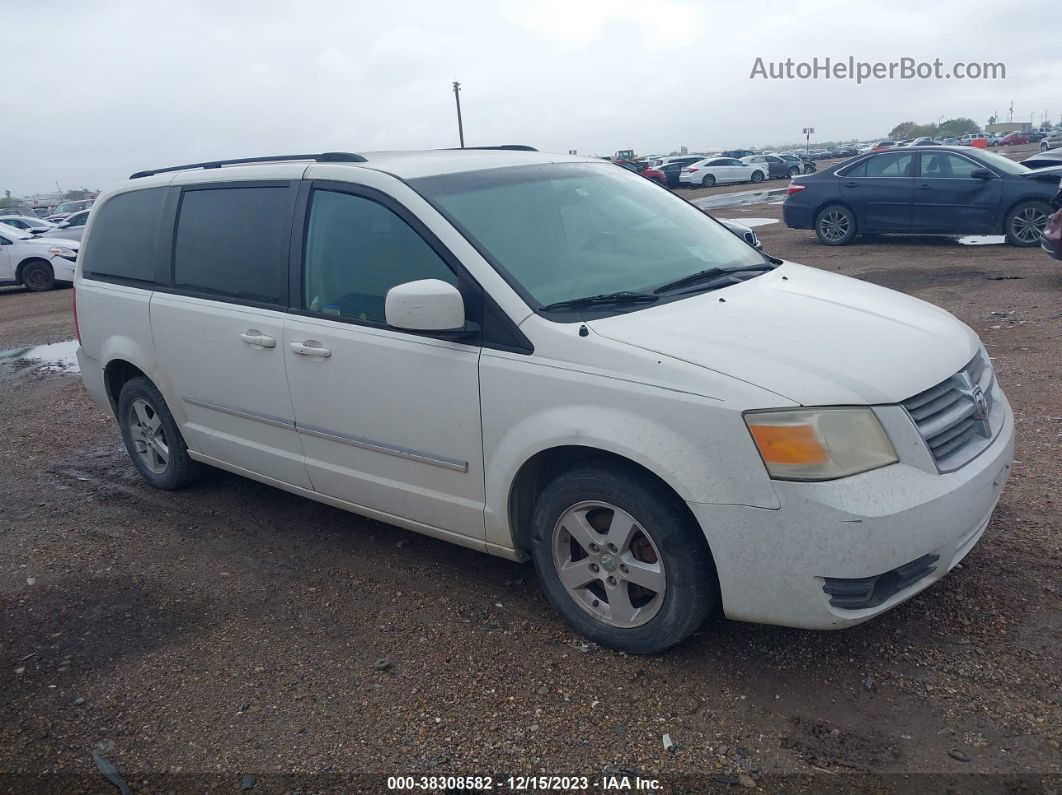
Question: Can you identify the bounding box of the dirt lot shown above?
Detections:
[1,172,1060,792]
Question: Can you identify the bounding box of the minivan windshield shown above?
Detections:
[411,163,771,312]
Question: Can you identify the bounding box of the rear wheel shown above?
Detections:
[531,464,718,654]
[117,377,201,489]
[815,204,857,245]
[701,174,716,188]
[751,170,765,183]
[1004,200,1050,247]
[20,260,55,292]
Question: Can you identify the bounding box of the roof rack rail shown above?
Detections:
[129,152,367,179]
[441,145,539,152]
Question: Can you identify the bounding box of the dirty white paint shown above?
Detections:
[0,339,80,373]
[720,217,778,228]
[957,235,1006,246]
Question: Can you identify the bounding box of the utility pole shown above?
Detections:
[452,81,465,149]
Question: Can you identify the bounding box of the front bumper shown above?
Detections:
[688,390,1014,629]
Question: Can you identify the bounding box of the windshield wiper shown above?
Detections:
[653,263,774,295]
[539,291,660,312]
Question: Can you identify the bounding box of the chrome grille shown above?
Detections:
[902,349,998,472]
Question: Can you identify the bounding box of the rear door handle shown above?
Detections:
[844,181,859,188]
[289,340,332,358]
[916,183,933,190]
[240,330,276,348]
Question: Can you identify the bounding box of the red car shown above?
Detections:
[617,160,667,187]
[870,140,897,152]
[998,132,1030,146]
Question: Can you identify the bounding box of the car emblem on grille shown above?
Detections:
[970,385,989,421]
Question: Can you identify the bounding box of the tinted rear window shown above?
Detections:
[80,187,167,283]
[173,186,291,306]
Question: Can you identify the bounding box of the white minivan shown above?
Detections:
[75,149,1013,653]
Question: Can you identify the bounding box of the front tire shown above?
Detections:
[788,166,800,178]
[117,377,201,489]
[20,260,55,292]
[1004,200,1050,247]
[531,464,718,654]
[815,204,857,245]
[751,170,765,183]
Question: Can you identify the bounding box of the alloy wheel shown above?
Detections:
[1011,207,1048,244]
[819,209,850,242]
[551,501,666,628]
[127,398,169,474]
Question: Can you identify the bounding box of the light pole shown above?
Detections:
[452,81,465,149]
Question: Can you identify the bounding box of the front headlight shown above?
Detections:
[48,246,77,260]
[744,408,897,481]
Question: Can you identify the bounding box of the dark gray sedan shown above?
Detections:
[783,146,1061,246]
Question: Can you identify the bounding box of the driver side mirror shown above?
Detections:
[970,168,994,180]
[385,279,467,333]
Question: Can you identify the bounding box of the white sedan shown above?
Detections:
[679,156,766,188]
[0,223,80,291]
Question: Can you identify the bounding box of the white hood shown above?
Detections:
[589,262,979,405]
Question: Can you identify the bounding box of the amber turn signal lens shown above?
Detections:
[747,423,828,465]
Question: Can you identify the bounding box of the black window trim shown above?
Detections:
[288,179,533,355]
[154,179,300,312]
[840,151,915,179]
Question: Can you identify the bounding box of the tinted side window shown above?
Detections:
[303,189,458,325]
[80,187,167,284]
[173,186,291,306]
[921,153,982,178]
[841,159,868,177]
[866,153,914,177]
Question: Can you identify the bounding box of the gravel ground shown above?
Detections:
[1,151,1059,792]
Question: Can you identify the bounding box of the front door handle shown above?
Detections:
[240,330,276,348]
[916,183,933,190]
[844,181,859,188]
[290,340,332,358]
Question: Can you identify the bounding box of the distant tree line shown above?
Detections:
[888,118,981,140]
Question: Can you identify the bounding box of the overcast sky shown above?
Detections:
[4,0,1058,196]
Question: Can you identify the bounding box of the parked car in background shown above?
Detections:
[1040,130,1062,152]
[46,198,94,222]
[47,209,91,241]
[741,154,792,179]
[680,157,766,187]
[1020,149,1062,170]
[720,149,756,159]
[74,148,1014,653]
[716,217,763,250]
[783,146,1061,246]
[656,157,702,187]
[939,137,960,146]
[911,137,939,147]
[808,149,832,160]
[998,132,1029,146]
[0,215,57,234]
[870,141,897,152]
[775,153,811,175]
[0,223,79,291]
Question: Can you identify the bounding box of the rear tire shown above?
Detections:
[530,464,718,654]
[117,377,202,490]
[701,174,716,188]
[1004,200,1050,247]
[815,204,857,246]
[20,260,55,292]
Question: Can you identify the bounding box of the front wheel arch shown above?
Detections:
[507,446,708,559]
[16,258,54,291]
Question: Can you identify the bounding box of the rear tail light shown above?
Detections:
[73,286,80,343]
[685,167,698,173]
[786,182,807,196]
